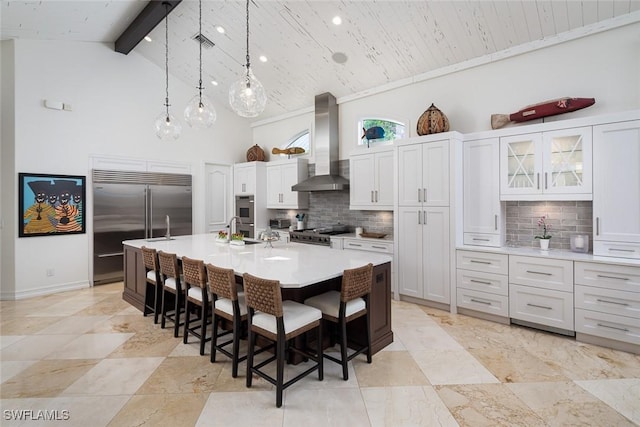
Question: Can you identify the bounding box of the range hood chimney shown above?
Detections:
[292,93,349,192]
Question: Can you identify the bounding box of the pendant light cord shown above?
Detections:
[245,0,251,83]
[164,2,170,119]
[198,0,203,105]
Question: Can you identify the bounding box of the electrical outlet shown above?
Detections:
[46,268,55,277]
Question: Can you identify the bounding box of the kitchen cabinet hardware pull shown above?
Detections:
[470,260,491,264]
[596,323,630,332]
[417,188,421,203]
[596,298,630,306]
[348,243,363,247]
[596,217,600,236]
[97,252,125,258]
[544,172,548,189]
[372,245,386,250]
[473,238,490,242]
[609,248,635,253]
[494,215,498,230]
[375,190,379,202]
[423,188,427,202]
[418,211,421,225]
[597,274,630,281]
[470,298,491,305]
[242,183,246,193]
[423,210,427,225]
[470,279,492,285]
[371,190,374,203]
[527,303,552,310]
[526,270,553,276]
[537,173,540,190]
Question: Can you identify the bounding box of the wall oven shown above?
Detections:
[235,195,255,238]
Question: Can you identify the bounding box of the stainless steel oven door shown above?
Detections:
[235,195,254,223]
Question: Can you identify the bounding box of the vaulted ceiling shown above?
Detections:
[2,1,639,120]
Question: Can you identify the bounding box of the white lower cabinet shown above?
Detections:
[456,250,509,317]
[508,256,574,332]
[574,261,640,347]
[343,238,393,254]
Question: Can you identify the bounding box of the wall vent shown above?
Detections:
[192,33,215,49]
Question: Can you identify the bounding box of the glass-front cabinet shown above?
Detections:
[500,126,592,200]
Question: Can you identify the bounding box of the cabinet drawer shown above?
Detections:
[343,238,393,254]
[509,284,574,330]
[463,233,501,247]
[456,269,508,296]
[509,256,573,292]
[593,241,640,260]
[575,308,640,345]
[575,285,640,319]
[457,288,509,317]
[456,250,508,275]
[575,262,640,293]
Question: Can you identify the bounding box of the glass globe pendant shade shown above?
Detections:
[154,111,182,140]
[229,69,267,118]
[184,94,216,129]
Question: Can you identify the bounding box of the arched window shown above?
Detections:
[277,129,310,155]
[358,118,406,145]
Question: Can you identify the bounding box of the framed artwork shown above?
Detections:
[19,172,86,237]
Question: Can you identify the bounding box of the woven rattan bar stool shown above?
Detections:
[141,246,162,324]
[304,263,373,380]
[157,250,185,338]
[182,256,211,355]
[206,263,248,377]
[243,273,324,408]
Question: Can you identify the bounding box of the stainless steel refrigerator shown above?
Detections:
[92,170,192,285]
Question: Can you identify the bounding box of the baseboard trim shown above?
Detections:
[2,281,90,300]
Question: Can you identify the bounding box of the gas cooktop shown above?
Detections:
[289,225,351,246]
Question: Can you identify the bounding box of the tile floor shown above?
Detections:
[1,282,639,426]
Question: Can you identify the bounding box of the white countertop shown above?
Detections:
[124,234,392,288]
[457,244,640,267]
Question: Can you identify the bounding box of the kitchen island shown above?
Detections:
[122,234,393,354]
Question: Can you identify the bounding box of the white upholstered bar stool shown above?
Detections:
[181,256,211,355]
[141,246,162,324]
[304,263,373,380]
[243,273,324,408]
[157,250,185,338]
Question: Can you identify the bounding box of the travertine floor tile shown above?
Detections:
[35,315,111,335]
[1,360,37,383]
[45,333,134,359]
[283,388,371,426]
[411,349,499,385]
[0,334,79,361]
[136,355,223,394]
[355,350,429,387]
[196,391,284,426]
[575,378,640,424]
[110,393,209,427]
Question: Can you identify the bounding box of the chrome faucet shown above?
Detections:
[165,215,171,240]
[227,216,243,240]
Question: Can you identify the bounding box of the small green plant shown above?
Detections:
[535,215,552,239]
[231,232,244,241]
[217,230,228,239]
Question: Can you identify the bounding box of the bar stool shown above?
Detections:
[141,246,162,324]
[182,256,211,355]
[304,263,373,380]
[243,273,323,408]
[157,250,184,338]
[206,263,247,377]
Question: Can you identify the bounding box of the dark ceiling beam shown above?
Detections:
[115,0,182,55]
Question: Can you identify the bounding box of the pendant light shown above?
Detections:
[229,0,267,117]
[184,0,216,128]
[154,2,182,140]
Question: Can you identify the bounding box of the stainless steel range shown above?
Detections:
[289,224,350,246]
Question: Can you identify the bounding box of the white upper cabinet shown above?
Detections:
[398,140,449,206]
[266,158,309,209]
[234,162,258,195]
[500,127,592,200]
[463,138,503,247]
[350,148,394,210]
[593,120,640,258]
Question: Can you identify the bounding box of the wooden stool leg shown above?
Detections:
[173,291,181,338]
[317,322,324,381]
[210,312,219,363]
[183,298,191,344]
[232,315,241,378]
[199,303,208,355]
[276,336,285,408]
[160,287,168,329]
[154,283,162,324]
[246,328,255,387]
[365,311,372,363]
[340,317,349,381]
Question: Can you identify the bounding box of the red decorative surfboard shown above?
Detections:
[491,97,595,129]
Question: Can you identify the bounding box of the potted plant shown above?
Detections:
[230,232,245,246]
[535,215,552,250]
[216,230,228,243]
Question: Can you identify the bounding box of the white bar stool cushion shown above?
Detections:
[252,300,321,334]
[214,293,248,316]
[188,286,203,301]
[146,270,157,282]
[164,277,177,290]
[304,290,365,318]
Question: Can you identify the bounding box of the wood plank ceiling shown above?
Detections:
[2,1,639,119]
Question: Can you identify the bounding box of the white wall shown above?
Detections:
[253,22,640,161]
[2,39,252,299]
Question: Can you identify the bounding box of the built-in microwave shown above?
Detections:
[235,195,254,237]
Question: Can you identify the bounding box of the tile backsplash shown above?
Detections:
[505,201,593,251]
[270,160,394,235]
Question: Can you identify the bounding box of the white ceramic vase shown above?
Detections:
[539,238,550,250]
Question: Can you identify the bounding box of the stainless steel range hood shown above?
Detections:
[292,93,349,192]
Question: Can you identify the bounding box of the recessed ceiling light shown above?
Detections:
[259,55,268,63]
[332,52,348,64]
[332,16,342,25]
[216,25,225,34]
[144,35,152,42]
[211,80,219,86]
